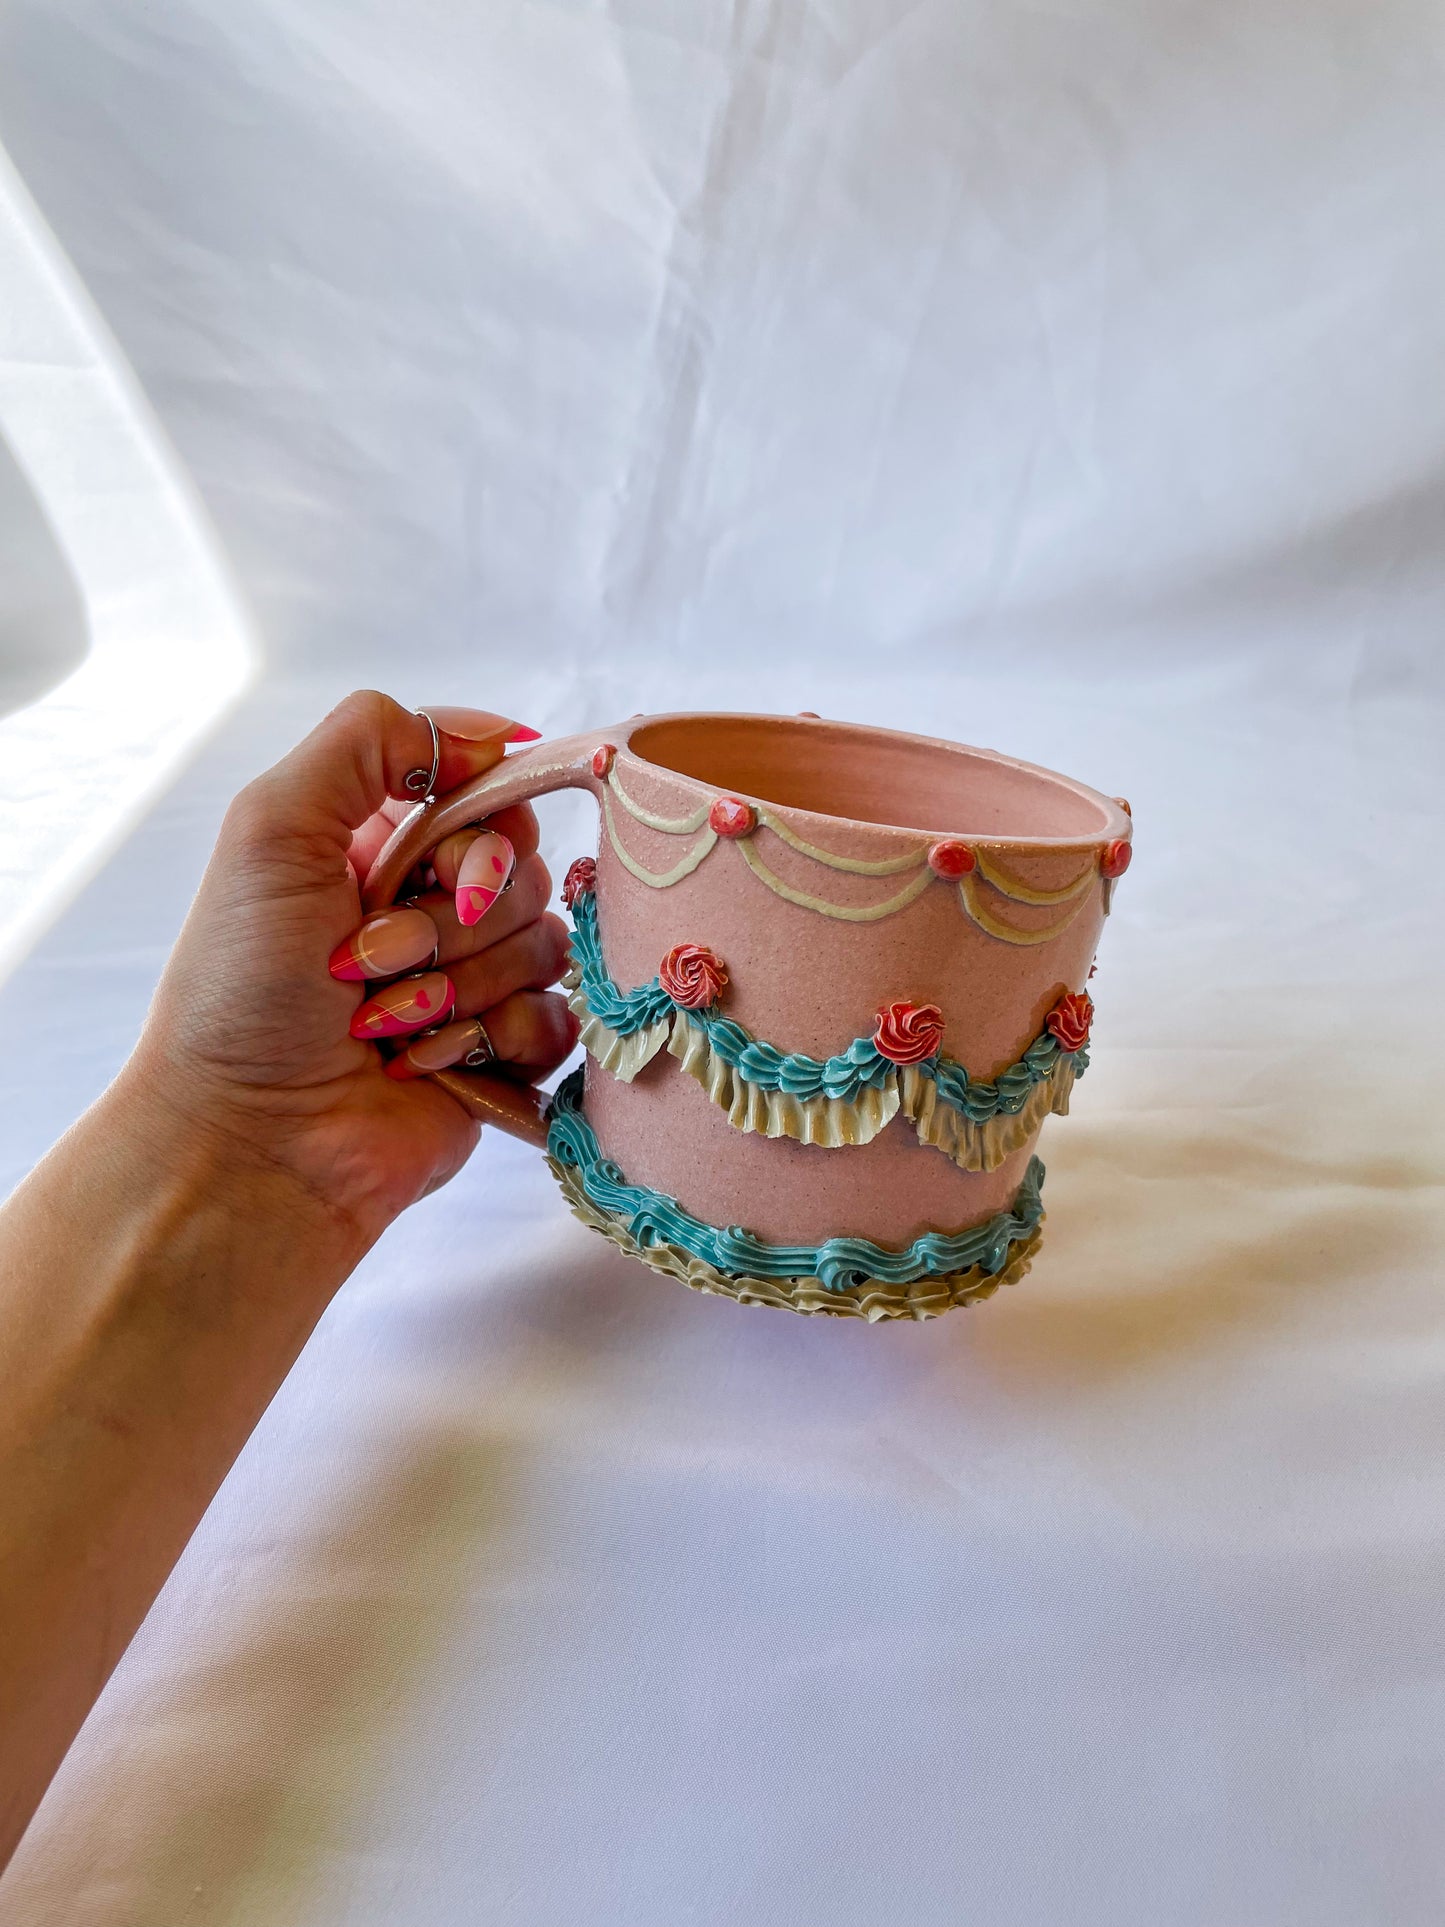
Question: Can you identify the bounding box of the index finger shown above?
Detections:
[255,691,537,848]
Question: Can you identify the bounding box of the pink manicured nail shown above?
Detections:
[425,706,530,745]
[350,971,455,1039]
[431,829,480,893]
[455,830,515,927]
[385,1017,492,1081]
[328,907,439,982]
[506,725,542,743]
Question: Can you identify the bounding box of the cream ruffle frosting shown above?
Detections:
[898,1053,1079,1172]
[664,1014,901,1146]
[566,961,1077,1171]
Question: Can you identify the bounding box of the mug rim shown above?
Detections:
[618,710,1131,851]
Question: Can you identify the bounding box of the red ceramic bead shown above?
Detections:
[709,796,756,837]
[1101,838,1132,879]
[591,743,616,778]
[928,839,977,878]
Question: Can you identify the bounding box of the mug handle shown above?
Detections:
[361,727,611,1146]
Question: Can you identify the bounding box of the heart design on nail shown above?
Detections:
[455,831,513,926]
[351,972,453,1040]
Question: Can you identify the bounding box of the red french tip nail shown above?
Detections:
[384,1054,422,1081]
[506,725,543,743]
[457,886,497,928]
[349,975,455,1040]
[328,941,366,981]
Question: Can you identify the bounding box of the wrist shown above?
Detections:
[0,1050,368,1849]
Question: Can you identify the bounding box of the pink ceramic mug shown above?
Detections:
[365,713,1132,1322]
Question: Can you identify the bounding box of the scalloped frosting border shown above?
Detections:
[602,761,1127,940]
[544,1067,1046,1316]
[563,890,1087,1170]
[551,1158,1044,1321]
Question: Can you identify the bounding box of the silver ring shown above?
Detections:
[461,1017,496,1068]
[403,709,442,804]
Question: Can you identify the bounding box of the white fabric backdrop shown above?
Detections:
[1,1,1443,1921]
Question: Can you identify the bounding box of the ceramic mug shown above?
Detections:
[364,712,1132,1322]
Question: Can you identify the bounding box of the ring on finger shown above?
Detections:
[409,1014,494,1066]
[403,709,442,804]
[460,1016,497,1067]
[405,1014,497,1070]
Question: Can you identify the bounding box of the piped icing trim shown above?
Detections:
[755,807,927,876]
[562,889,1088,1169]
[607,764,712,834]
[665,1017,902,1147]
[551,1156,1043,1321]
[601,786,717,887]
[574,1006,672,1082]
[601,758,1125,938]
[544,1068,1046,1310]
[956,870,1088,945]
[736,836,936,921]
[901,1056,1079,1168]
[565,889,676,1036]
[973,848,1095,906]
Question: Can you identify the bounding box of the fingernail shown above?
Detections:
[350,971,455,1039]
[431,828,480,892]
[385,1017,490,1080]
[455,830,515,927]
[506,725,542,743]
[329,907,439,982]
[425,705,524,745]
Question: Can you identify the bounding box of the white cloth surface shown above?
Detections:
[1,1,1443,1921]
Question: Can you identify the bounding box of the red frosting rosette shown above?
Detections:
[561,856,597,909]
[873,1000,945,1065]
[659,943,729,1010]
[1045,989,1093,1052]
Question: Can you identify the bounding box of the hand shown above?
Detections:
[126,690,577,1249]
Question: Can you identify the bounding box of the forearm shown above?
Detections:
[0,1069,365,1864]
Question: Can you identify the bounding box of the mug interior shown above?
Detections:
[629,715,1111,840]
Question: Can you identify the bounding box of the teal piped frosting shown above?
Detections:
[569,890,674,1035]
[927,1029,1083,1120]
[566,885,1087,1117]
[683,1007,894,1102]
[545,1068,1045,1293]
